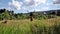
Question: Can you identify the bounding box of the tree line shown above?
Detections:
[0,8,58,20]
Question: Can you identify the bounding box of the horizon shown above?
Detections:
[0,0,60,13]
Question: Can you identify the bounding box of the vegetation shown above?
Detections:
[0,8,60,34]
[0,17,60,34]
[0,8,59,20]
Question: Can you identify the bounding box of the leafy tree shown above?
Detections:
[3,11,10,19]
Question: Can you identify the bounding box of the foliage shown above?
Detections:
[0,14,3,20]
[0,8,59,20]
[3,11,10,19]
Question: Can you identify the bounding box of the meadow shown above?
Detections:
[0,17,60,34]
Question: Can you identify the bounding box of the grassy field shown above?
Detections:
[0,17,60,34]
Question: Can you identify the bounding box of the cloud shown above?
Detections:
[23,0,51,11]
[9,0,23,10]
[34,0,46,6]
[46,2,53,5]
[41,7,50,10]
[53,0,60,4]
[24,0,35,6]
[24,0,46,6]
[22,6,28,10]
[35,9,41,11]
[29,9,41,12]
[34,0,46,4]
[8,0,53,11]
[24,0,31,3]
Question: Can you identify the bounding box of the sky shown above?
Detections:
[0,0,60,13]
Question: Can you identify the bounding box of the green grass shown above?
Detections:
[0,17,60,34]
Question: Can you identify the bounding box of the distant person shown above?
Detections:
[29,12,33,21]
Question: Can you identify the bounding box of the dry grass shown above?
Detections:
[0,17,60,34]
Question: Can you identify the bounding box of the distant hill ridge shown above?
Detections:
[26,9,60,16]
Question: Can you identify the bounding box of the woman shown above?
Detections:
[29,12,33,21]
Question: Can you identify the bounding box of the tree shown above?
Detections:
[50,11,57,18]
[3,11,10,19]
[0,8,6,13]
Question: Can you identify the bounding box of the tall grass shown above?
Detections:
[0,17,60,34]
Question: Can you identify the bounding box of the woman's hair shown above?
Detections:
[30,12,33,16]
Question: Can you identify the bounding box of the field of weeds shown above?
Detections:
[0,17,60,34]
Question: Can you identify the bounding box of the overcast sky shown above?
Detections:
[0,0,60,13]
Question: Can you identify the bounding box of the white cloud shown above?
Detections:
[9,0,23,10]
[46,2,53,5]
[41,7,50,10]
[29,9,41,12]
[35,9,41,11]
[22,6,28,10]
[34,0,46,4]
[34,0,46,6]
[8,0,53,11]
[22,0,48,12]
